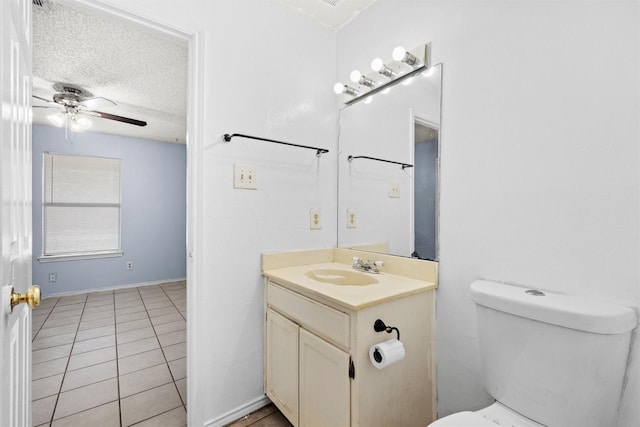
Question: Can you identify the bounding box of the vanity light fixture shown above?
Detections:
[371,58,394,77]
[334,43,430,105]
[333,82,359,96]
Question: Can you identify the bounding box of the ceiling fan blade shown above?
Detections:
[78,96,116,110]
[89,110,147,127]
[32,105,62,110]
[32,94,57,105]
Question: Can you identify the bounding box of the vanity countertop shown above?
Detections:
[263,262,436,311]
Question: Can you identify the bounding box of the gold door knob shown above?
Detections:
[9,285,41,312]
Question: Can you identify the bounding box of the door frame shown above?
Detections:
[42,1,204,425]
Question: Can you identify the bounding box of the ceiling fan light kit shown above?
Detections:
[47,112,93,132]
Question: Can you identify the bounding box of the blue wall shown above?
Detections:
[32,125,187,296]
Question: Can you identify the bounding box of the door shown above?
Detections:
[1,0,34,426]
[299,328,350,427]
[265,308,299,426]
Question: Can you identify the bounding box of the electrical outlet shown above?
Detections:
[389,183,400,198]
[126,261,134,270]
[234,164,257,190]
[49,273,57,283]
[310,208,321,230]
[347,209,357,228]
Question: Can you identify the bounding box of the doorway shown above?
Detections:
[413,120,439,261]
[29,1,197,425]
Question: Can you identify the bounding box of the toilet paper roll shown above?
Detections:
[369,338,405,369]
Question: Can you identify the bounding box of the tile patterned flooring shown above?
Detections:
[31,281,187,427]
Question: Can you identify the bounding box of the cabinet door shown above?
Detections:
[266,309,299,425]
[299,329,350,427]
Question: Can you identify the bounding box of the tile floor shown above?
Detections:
[226,404,292,427]
[31,281,187,427]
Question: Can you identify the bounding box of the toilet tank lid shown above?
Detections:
[470,280,638,334]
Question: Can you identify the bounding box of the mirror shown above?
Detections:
[337,64,442,260]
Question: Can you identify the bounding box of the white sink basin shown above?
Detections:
[305,269,379,286]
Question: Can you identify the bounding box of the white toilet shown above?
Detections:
[429,280,638,427]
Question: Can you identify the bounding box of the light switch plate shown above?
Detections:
[347,209,357,228]
[310,208,321,230]
[389,183,400,198]
[234,164,257,190]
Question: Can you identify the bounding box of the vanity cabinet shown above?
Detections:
[265,282,351,426]
[264,278,436,427]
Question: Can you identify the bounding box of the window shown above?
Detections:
[41,153,122,261]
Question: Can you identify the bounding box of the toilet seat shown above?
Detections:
[428,402,545,427]
[428,411,497,426]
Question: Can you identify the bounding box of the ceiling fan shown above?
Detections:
[33,83,147,129]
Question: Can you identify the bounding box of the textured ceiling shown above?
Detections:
[32,1,188,144]
[31,0,376,144]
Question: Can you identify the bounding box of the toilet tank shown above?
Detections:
[470,280,637,427]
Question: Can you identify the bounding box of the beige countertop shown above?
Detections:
[263,262,436,310]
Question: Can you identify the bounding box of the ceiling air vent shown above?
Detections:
[320,0,341,7]
[32,0,50,10]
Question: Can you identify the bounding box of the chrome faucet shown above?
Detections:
[352,257,384,274]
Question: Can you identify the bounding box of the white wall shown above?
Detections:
[95,0,337,425]
[337,1,639,426]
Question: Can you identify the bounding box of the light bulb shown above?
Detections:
[402,77,414,86]
[364,96,373,104]
[392,46,407,61]
[350,70,362,83]
[71,116,92,131]
[392,46,418,65]
[47,113,66,127]
[371,58,394,77]
[333,83,345,94]
[371,58,384,72]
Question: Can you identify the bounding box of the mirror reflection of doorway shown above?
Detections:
[413,120,439,261]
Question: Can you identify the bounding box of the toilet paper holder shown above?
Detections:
[374,319,400,340]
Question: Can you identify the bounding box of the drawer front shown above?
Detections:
[267,282,350,350]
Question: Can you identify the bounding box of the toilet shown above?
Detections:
[429,280,638,427]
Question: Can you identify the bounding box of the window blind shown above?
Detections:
[43,153,121,256]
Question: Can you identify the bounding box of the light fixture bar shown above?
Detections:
[344,64,427,106]
[336,43,431,106]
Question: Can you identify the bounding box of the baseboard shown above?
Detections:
[204,395,271,427]
[41,277,187,298]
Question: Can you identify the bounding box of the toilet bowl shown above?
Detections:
[428,280,638,427]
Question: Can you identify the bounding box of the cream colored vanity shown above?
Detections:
[262,248,438,427]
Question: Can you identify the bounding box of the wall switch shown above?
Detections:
[234,164,257,190]
[347,209,357,228]
[389,183,400,198]
[126,261,134,270]
[310,208,321,230]
[49,273,57,283]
